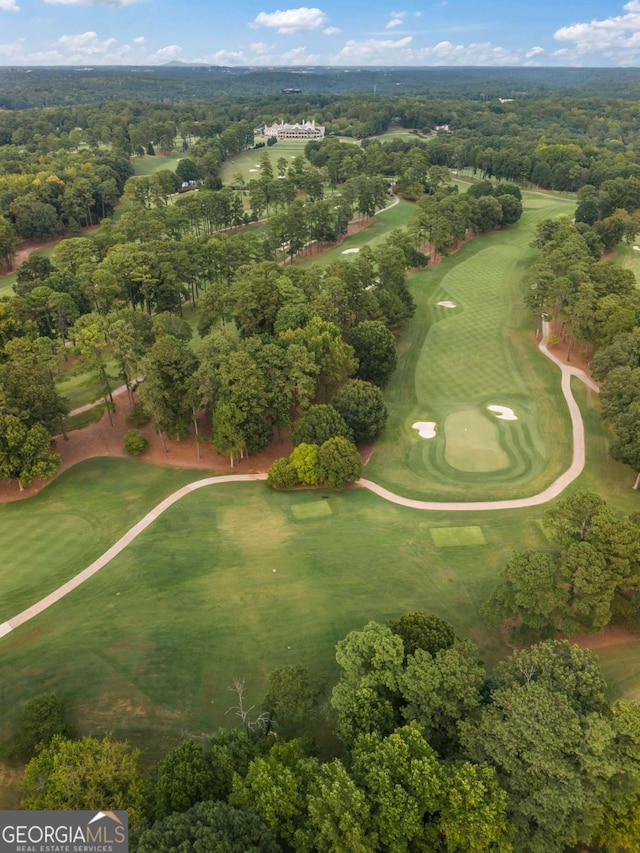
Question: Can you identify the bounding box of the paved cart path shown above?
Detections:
[0,325,598,639]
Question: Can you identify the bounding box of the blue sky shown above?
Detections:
[1,1,640,66]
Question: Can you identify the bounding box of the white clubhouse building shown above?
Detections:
[260,120,325,140]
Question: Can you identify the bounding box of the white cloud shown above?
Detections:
[415,10,422,15]
[0,39,25,56]
[133,36,145,44]
[154,44,182,60]
[250,41,270,53]
[0,0,19,12]
[46,0,136,5]
[333,35,413,62]
[333,36,522,65]
[199,49,247,65]
[525,45,544,58]
[251,7,328,34]
[281,45,320,62]
[56,31,117,54]
[386,18,404,28]
[323,26,340,35]
[554,1,640,55]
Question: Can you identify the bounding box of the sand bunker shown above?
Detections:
[249,168,258,172]
[487,405,518,421]
[412,421,437,439]
[437,301,457,308]
[634,245,640,251]
[342,247,360,254]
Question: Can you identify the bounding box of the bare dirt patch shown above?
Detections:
[567,625,640,650]
[0,226,100,278]
[543,321,597,382]
[0,387,293,504]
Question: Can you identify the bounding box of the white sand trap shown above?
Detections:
[342,247,360,254]
[487,405,518,421]
[412,421,437,439]
[277,174,285,178]
[249,168,258,172]
[437,300,457,308]
[634,245,640,251]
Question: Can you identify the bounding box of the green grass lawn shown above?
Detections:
[132,151,183,177]
[0,270,16,298]
[365,128,432,143]
[0,458,548,754]
[365,193,581,501]
[0,452,636,763]
[55,352,121,411]
[221,140,310,186]
[611,243,640,288]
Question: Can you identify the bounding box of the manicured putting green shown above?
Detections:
[430,526,486,547]
[444,409,509,472]
[290,500,333,520]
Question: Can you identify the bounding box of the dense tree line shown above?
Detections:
[523,215,640,487]
[0,206,418,485]
[486,490,640,640]
[7,67,640,110]
[7,615,640,852]
[6,85,640,233]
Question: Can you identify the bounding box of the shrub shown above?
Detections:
[316,436,362,488]
[123,429,148,456]
[289,443,320,485]
[267,458,300,489]
[1,694,70,761]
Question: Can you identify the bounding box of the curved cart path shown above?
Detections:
[0,474,268,640]
[0,324,598,640]
[361,322,599,512]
